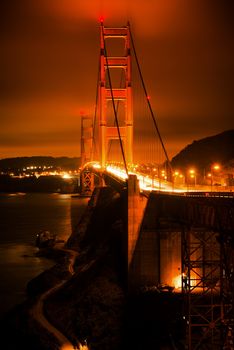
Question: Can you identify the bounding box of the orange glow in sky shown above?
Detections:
[1,0,233,159]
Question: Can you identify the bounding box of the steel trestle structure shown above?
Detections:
[80,115,94,195]
[182,226,234,349]
[182,228,222,349]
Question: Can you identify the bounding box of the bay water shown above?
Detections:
[0,193,88,318]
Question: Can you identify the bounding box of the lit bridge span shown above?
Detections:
[78,21,234,349]
[80,21,232,196]
[82,161,233,195]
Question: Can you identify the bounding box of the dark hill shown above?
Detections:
[171,130,234,171]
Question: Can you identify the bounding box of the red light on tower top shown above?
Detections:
[146,95,151,100]
[99,16,104,23]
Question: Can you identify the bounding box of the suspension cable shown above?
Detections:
[100,22,129,176]
[128,22,173,174]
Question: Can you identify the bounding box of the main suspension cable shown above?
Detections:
[128,22,172,174]
[101,22,129,176]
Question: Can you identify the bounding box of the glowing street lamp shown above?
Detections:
[210,163,221,191]
[151,167,157,187]
[213,164,220,171]
[173,170,183,188]
[189,168,196,187]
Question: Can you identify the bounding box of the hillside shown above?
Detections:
[171,130,234,171]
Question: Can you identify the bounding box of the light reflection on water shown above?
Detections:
[0,243,45,264]
[0,242,54,316]
[0,193,88,317]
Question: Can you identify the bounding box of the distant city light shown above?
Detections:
[62,173,71,179]
[92,163,101,169]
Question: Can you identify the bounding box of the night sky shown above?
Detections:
[1,0,233,159]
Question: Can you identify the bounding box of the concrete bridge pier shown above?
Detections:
[128,193,183,291]
[80,169,94,196]
[127,175,148,278]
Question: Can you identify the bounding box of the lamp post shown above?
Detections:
[158,165,161,190]
[173,170,180,190]
[210,163,221,192]
[207,172,212,191]
[189,169,196,189]
[151,167,157,188]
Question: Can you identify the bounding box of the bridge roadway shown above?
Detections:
[90,163,234,291]
[88,163,234,197]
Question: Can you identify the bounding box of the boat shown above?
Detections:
[36,230,57,248]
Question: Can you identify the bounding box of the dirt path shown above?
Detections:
[31,247,87,350]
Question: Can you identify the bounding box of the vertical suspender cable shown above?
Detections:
[128,22,173,175]
[91,59,100,161]
[101,22,129,176]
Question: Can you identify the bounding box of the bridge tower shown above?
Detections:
[80,115,94,196]
[99,23,133,169]
[80,115,93,167]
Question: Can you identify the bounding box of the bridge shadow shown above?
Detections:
[125,291,184,349]
[69,196,90,242]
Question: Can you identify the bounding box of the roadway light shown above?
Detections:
[187,168,196,188]
[210,163,221,191]
[63,173,71,179]
[212,163,220,171]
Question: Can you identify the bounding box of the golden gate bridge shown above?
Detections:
[80,20,173,193]
[80,21,232,196]
[78,21,233,350]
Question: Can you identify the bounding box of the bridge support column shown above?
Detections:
[80,169,94,196]
[128,175,147,267]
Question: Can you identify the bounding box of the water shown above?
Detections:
[0,193,88,318]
